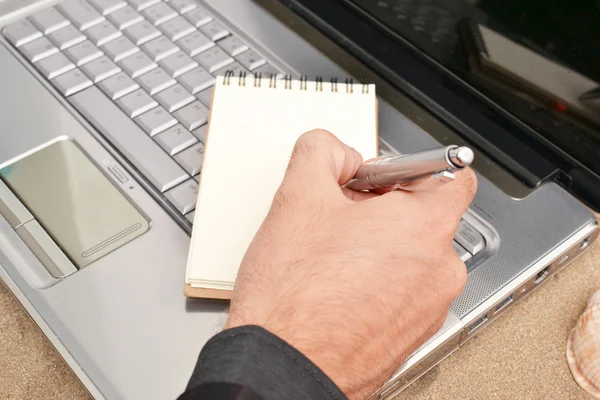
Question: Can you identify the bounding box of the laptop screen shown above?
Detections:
[342,0,600,185]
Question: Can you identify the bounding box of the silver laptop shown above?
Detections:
[0,0,598,399]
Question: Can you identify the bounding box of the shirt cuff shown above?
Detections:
[183,325,348,400]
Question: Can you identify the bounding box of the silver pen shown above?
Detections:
[345,145,474,191]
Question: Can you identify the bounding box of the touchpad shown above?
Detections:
[0,139,149,278]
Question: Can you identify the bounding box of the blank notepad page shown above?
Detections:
[185,76,378,296]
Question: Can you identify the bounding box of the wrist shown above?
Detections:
[188,325,349,400]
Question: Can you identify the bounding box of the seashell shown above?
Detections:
[567,289,600,398]
[588,290,600,309]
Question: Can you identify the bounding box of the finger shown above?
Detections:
[412,167,478,218]
[370,186,395,196]
[341,187,378,202]
[373,167,477,220]
[283,129,364,197]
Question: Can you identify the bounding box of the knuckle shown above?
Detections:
[425,211,459,242]
[288,137,312,169]
[269,185,298,216]
[437,215,459,239]
[443,257,468,300]
[296,129,336,150]
[288,130,334,171]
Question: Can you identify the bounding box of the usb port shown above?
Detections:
[468,312,489,334]
[495,295,514,313]
[535,266,550,285]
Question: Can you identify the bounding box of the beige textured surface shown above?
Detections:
[0,281,92,400]
[1,241,600,399]
[393,240,600,400]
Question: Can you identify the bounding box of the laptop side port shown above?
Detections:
[494,294,514,313]
[580,235,591,249]
[468,312,489,334]
[534,266,550,285]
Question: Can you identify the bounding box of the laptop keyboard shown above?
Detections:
[2,0,281,223]
[1,0,485,264]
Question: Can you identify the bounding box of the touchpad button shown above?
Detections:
[0,139,149,271]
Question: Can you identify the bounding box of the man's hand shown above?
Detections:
[225,129,477,399]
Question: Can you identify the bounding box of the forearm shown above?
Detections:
[178,325,348,400]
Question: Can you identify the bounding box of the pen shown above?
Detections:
[344,145,474,191]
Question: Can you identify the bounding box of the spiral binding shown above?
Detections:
[460,19,489,58]
[221,71,370,93]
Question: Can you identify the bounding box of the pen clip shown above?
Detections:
[391,171,455,192]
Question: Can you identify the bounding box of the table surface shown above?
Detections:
[2,234,600,399]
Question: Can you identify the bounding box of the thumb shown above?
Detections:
[283,129,364,196]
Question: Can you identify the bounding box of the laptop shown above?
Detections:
[0,0,599,399]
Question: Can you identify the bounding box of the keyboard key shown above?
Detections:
[195,87,213,107]
[159,16,194,41]
[119,51,157,77]
[134,106,177,136]
[214,61,248,79]
[177,31,213,57]
[154,83,194,112]
[172,100,208,131]
[179,67,215,94]
[185,210,195,224]
[164,178,198,214]
[140,36,178,61]
[116,88,158,117]
[81,55,121,82]
[29,8,71,34]
[64,40,103,66]
[193,175,199,182]
[124,20,161,45]
[136,67,175,94]
[57,0,105,30]
[253,63,284,79]
[128,0,160,11]
[184,7,212,27]
[47,25,86,50]
[101,35,139,61]
[3,19,42,47]
[218,35,248,57]
[142,2,177,25]
[51,68,93,96]
[174,141,204,176]
[191,125,207,143]
[85,20,122,46]
[235,49,266,71]
[159,50,197,77]
[19,37,59,62]
[107,6,143,29]
[453,241,472,263]
[199,20,228,41]
[154,124,197,156]
[455,220,485,255]
[194,46,233,73]
[88,0,127,15]
[168,0,197,14]
[97,71,139,99]
[69,86,188,191]
[35,52,75,79]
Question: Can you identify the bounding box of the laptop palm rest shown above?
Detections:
[0,139,149,283]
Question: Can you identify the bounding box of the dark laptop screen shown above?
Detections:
[344,0,600,184]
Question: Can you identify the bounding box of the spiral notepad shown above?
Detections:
[459,20,600,126]
[184,73,379,299]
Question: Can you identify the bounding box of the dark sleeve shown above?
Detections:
[177,325,348,400]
